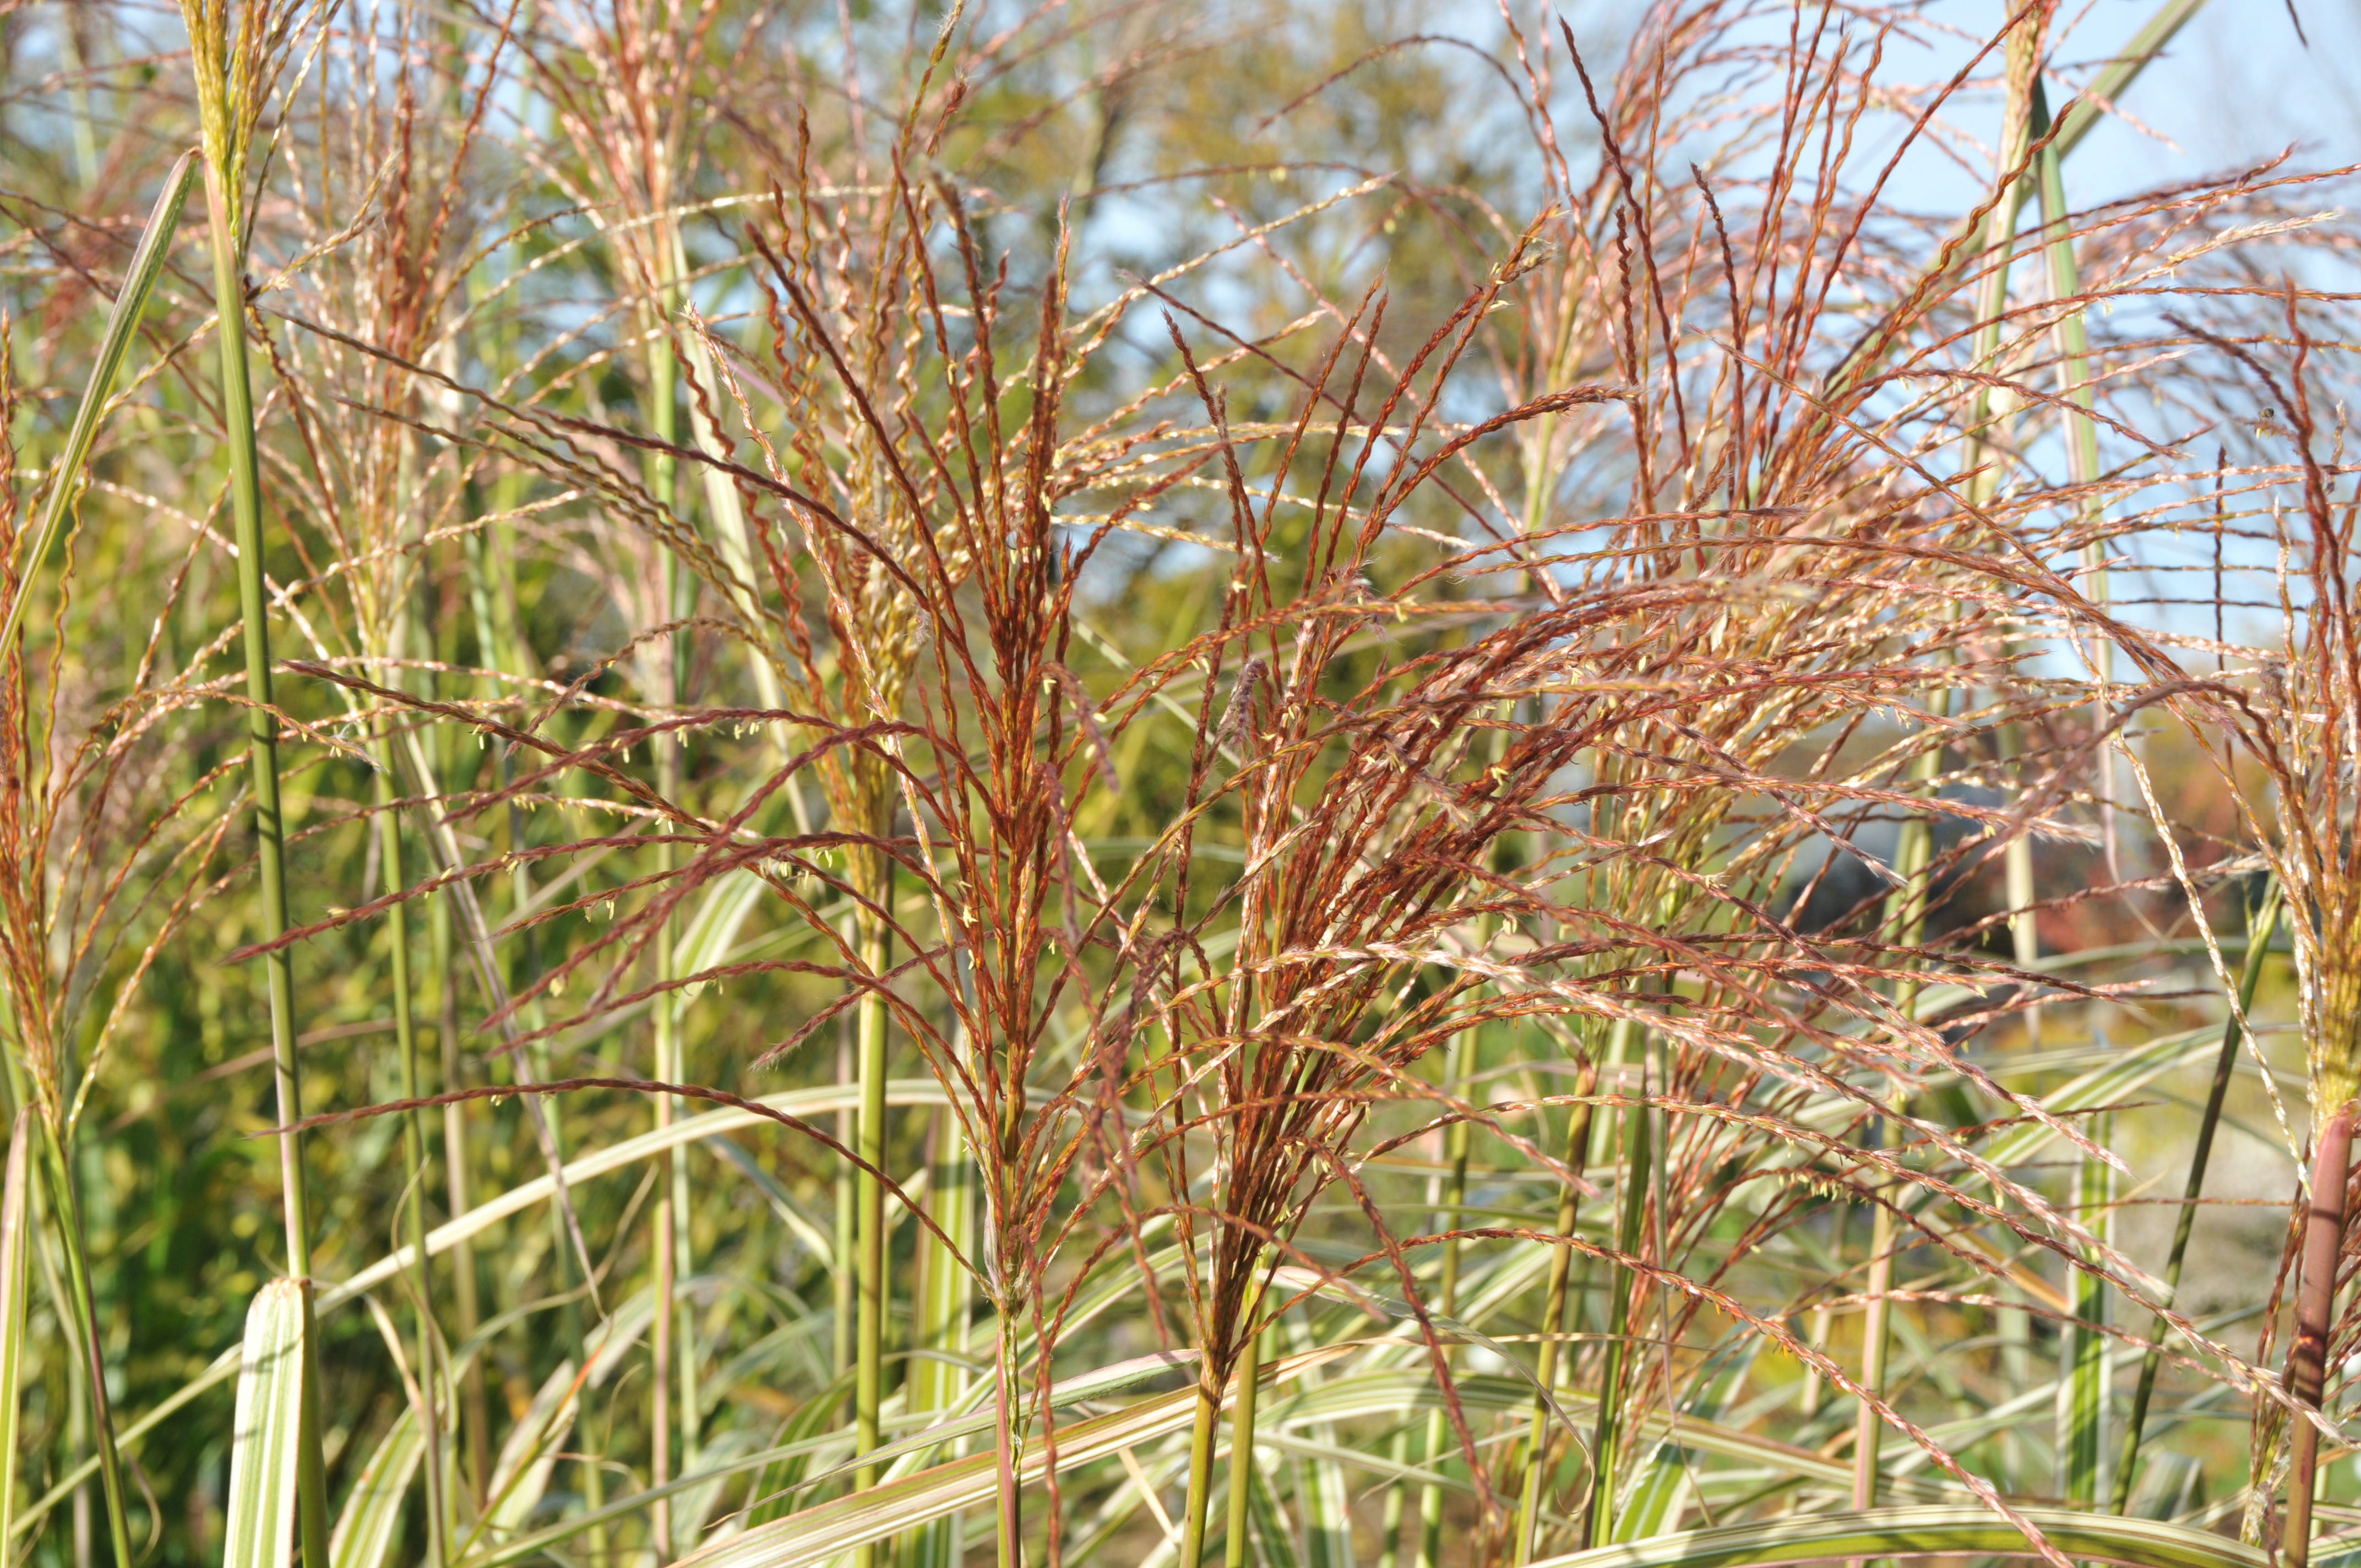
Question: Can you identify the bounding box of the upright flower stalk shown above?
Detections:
[178,0,331,1560]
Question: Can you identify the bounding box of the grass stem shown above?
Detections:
[2283,1102,2352,1567]
[200,146,331,1568]
[1587,1033,1651,1548]
[1515,1063,1598,1563]
[852,906,890,1550]
[1418,1024,1478,1568]
[1223,1309,1264,1568]
[374,750,446,1568]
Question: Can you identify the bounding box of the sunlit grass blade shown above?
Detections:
[330,1080,955,1305]
[483,1359,578,1540]
[0,148,198,654]
[10,1082,953,1554]
[675,1349,1351,1568]
[225,1280,311,1568]
[1525,1506,2263,1568]
[329,1409,422,1568]
[481,1350,1200,1568]
[1279,1312,1351,1568]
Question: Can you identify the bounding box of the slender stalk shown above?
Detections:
[1418,1025,1478,1568]
[648,788,683,1566]
[2005,791,2042,1048]
[2283,1103,2353,1568]
[652,1080,673,1558]
[996,1304,1026,1568]
[1957,8,2036,510]
[1515,1064,1598,1564]
[833,1020,856,1396]
[1851,1117,1896,1517]
[1223,1311,1265,1568]
[374,753,445,1568]
[2115,880,2281,1509]
[2026,79,2121,885]
[1586,1044,1652,1548]
[648,251,699,1562]
[852,905,890,1549]
[2032,90,2124,1518]
[650,565,678,1568]
[1854,698,1947,1536]
[1967,14,2042,1048]
[1179,1366,1220,1568]
[200,150,331,1568]
[429,874,487,1506]
[68,1234,90,1568]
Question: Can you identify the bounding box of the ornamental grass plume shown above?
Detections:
[2148,298,2361,1567]
[10,5,2361,1568]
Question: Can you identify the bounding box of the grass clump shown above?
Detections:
[2,3,2360,1567]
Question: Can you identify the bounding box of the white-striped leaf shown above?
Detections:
[673,1347,1353,1568]
[1528,1505,2263,1568]
[484,1359,578,1539]
[223,1280,310,1568]
[329,1409,421,1568]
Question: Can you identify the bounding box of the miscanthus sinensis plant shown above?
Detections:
[2,1,2360,1566]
